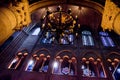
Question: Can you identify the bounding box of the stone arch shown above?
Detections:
[17,48,28,53]
[106,51,120,59]
[80,50,106,78]
[55,50,76,58]
[81,50,102,59]
[29,0,103,14]
[105,51,120,75]
[25,48,51,72]
[52,50,77,75]
[8,48,28,69]
[33,48,51,56]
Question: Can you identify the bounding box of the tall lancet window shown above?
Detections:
[106,53,120,80]
[8,52,28,69]
[26,54,50,72]
[107,58,120,74]
[82,30,94,46]
[25,54,37,71]
[42,31,56,44]
[32,27,41,35]
[99,32,115,47]
[33,54,50,72]
[81,57,106,78]
[52,55,77,75]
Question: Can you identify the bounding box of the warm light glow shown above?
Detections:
[44,58,47,61]
[86,61,89,64]
[60,59,63,62]
[107,59,112,62]
[47,55,50,58]
[11,58,18,64]
[78,24,80,28]
[33,54,37,57]
[24,52,28,56]
[114,58,119,62]
[97,58,101,62]
[111,62,115,66]
[63,55,69,59]
[71,57,76,60]
[68,60,72,63]
[36,57,39,60]
[18,52,22,55]
[40,54,45,57]
[82,58,86,61]
[56,56,61,59]
[94,61,97,65]
[89,57,94,61]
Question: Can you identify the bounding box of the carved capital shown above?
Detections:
[101,0,120,34]
[9,0,31,30]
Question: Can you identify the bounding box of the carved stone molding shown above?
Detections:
[101,0,120,35]
[9,0,31,30]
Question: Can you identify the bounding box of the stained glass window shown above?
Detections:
[52,56,76,75]
[32,28,41,35]
[26,54,50,72]
[82,31,94,46]
[81,57,106,78]
[42,31,55,44]
[99,32,115,47]
[26,59,35,71]
[8,52,28,69]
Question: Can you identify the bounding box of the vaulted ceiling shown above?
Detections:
[31,4,102,31]
[0,0,120,31]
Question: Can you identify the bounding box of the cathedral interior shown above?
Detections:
[0,0,120,80]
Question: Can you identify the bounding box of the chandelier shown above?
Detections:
[41,6,80,44]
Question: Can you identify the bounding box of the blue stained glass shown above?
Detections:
[68,34,74,42]
[42,65,48,72]
[99,32,115,47]
[101,36,108,46]
[99,32,108,36]
[88,36,94,46]
[60,38,69,44]
[32,28,40,35]
[42,31,55,44]
[82,35,87,46]
[26,60,35,71]
[82,31,94,46]
[106,37,115,47]
[82,31,91,35]
[27,65,34,71]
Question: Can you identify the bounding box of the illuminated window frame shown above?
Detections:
[52,55,77,75]
[8,52,28,69]
[81,57,107,78]
[82,30,94,46]
[99,32,115,47]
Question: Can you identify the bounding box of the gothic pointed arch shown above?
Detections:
[52,50,77,75]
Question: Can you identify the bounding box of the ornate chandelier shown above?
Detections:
[41,6,80,44]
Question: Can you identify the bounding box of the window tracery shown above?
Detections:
[32,27,41,35]
[107,58,120,73]
[40,6,79,45]
[8,52,28,69]
[99,32,115,47]
[81,57,106,78]
[52,55,77,75]
[26,54,50,72]
[82,30,94,46]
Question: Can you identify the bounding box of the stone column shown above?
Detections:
[0,0,31,45]
[0,7,17,45]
